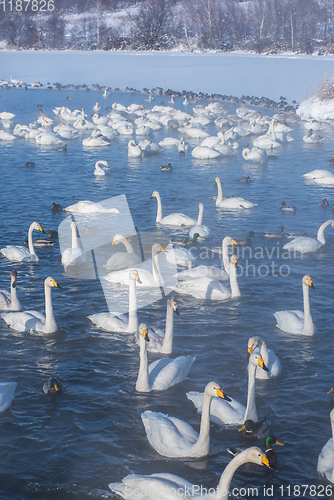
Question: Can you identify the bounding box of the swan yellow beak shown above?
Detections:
[38,224,45,233]
[257,356,269,371]
[52,280,62,289]
[150,193,154,199]
[232,239,238,245]
[248,346,254,355]
[328,387,334,394]
[134,273,142,284]
[261,455,270,467]
[307,278,315,289]
[142,327,149,342]
[158,245,164,252]
[216,388,231,402]
[232,257,238,267]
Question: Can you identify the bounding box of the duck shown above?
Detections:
[1,222,45,262]
[320,198,330,207]
[136,296,179,354]
[228,435,283,466]
[1,276,62,333]
[317,409,334,484]
[135,323,195,392]
[160,162,173,172]
[214,176,256,209]
[189,203,210,239]
[24,232,55,247]
[242,145,267,164]
[109,446,270,500]
[283,219,334,253]
[176,255,240,300]
[170,233,203,247]
[25,161,35,167]
[141,382,231,458]
[0,271,21,312]
[281,201,296,212]
[0,382,17,413]
[151,191,197,226]
[274,274,315,335]
[88,270,141,333]
[51,202,63,213]
[187,352,269,426]
[43,376,62,395]
[263,226,287,238]
[94,160,110,176]
[240,176,251,183]
[104,244,164,287]
[238,419,271,440]
[286,230,308,239]
[236,231,257,245]
[247,336,281,379]
[104,234,142,271]
[61,221,85,268]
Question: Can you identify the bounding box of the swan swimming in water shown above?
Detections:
[88,270,141,333]
[187,352,269,427]
[189,203,210,238]
[317,409,334,484]
[247,336,281,379]
[109,446,270,500]
[282,219,334,253]
[135,323,195,392]
[1,277,62,333]
[214,177,256,209]
[61,221,85,268]
[0,382,17,413]
[104,234,141,271]
[0,271,21,312]
[64,200,119,214]
[274,274,315,335]
[94,160,110,176]
[151,191,197,226]
[1,222,44,262]
[141,381,231,458]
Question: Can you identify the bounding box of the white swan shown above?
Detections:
[303,128,324,144]
[0,382,17,413]
[127,139,142,157]
[136,323,195,392]
[104,234,142,271]
[302,170,334,186]
[178,137,190,154]
[64,200,119,214]
[192,145,221,159]
[137,296,179,354]
[1,222,44,262]
[165,244,196,268]
[104,244,164,287]
[82,134,110,147]
[214,177,256,209]
[189,203,210,238]
[283,219,334,253]
[187,352,269,426]
[253,119,281,149]
[247,337,281,379]
[242,145,267,164]
[158,137,180,148]
[151,191,196,226]
[317,409,334,484]
[0,270,21,311]
[1,276,61,333]
[94,160,110,176]
[88,270,140,333]
[176,255,240,300]
[141,381,231,458]
[109,446,269,500]
[274,274,315,335]
[61,221,84,268]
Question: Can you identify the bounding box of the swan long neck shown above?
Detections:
[215,178,223,206]
[10,281,20,311]
[192,390,214,456]
[317,220,333,244]
[154,193,163,223]
[28,225,37,257]
[196,204,204,225]
[244,360,257,422]
[302,282,314,334]
[44,285,57,334]
[71,224,79,249]
[222,238,230,274]
[229,262,241,298]
[242,148,249,160]
[136,334,150,392]
[215,452,252,500]
[118,237,134,254]
[151,246,163,286]
[160,301,174,354]
[128,277,138,333]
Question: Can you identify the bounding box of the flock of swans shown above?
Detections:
[1,90,334,499]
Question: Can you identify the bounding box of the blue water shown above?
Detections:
[0,86,334,500]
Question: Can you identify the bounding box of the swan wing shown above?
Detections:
[0,290,11,310]
[177,277,231,300]
[160,213,197,226]
[186,391,245,426]
[317,438,334,482]
[87,312,129,333]
[1,310,45,332]
[149,355,195,391]
[135,327,164,352]
[105,268,156,287]
[104,253,141,271]
[256,349,281,379]
[176,266,229,281]
[141,410,198,457]
[283,237,322,253]
[274,310,304,333]
[0,382,17,413]
[0,245,32,262]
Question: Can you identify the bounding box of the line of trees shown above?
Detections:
[1,0,334,54]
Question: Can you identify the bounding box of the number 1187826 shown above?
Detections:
[0,0,54,11]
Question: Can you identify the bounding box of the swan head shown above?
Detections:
[247,336,261,355]
[45,277,62,289]
[70,221,77,230]
[230,255,238,268]
[152,244,164,253]
[112,234,125,246]
[96,160,109,168]
[150,191,159,200]
[31,222,45,233]
[168,296,179,315]
[230,446,270,468]
[138,323,149,342]
[10,270,17,288]
[302,275,315,289]
[214,176,221,186]
[249,352,269,372]
[130,270,142,284]
[224,236,238,246]
[205,381,231,401]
